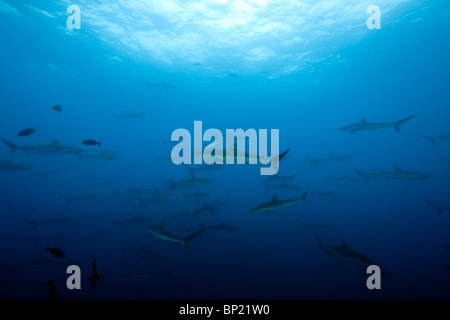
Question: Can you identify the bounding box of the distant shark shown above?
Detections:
[0,159,31,171]
[145,81,176,90]
[424,133,450,144]
[356,166,431,182]
[22,214,79,229]
[165,172,212,190]
[1,138,86,160]
[307,153,350,166]
[263,181,301,191]
[339,115,416,133]
[251,191,307,212]
[146,223,204,250]
[299,220,336,231]
[114,111,147,119]
[314,233,393,278]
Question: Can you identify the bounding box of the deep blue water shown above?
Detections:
[0,0,449,300]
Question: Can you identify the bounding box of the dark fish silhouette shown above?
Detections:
[51,104,62,112]
[88,260,100,288]
[45,245,66,259]
[82,139,102,147]
[17,128,36,137]
[45,279,56,300]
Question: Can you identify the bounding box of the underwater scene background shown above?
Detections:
[0,0,449,300]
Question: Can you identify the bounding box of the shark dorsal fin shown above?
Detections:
[272,195,278,201]
[341,240,350,248]
[52,139,60,145]
[360,118,366,123]
[394,166,402,172]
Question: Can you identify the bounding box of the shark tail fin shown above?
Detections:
[288,175,295,181]
[300,191,307,205]
[110,220,120,228]
[424,136,437,145]
[268,147,290,173]
[114,113,121,120]
[307,158,318,166]
[263,182,270,189]
[165,179,176,190]
[314,232,323,250]
[181,229,204,250]
[98,142,102,147]
[355,169,371,182]
[391,115,416,132]
[1,138,19,156]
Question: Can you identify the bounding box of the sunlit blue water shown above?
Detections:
[0,0,449,300]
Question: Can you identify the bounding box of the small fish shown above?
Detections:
[17,128,36,137]
[45,245,66,259]
[51,104,62,112]
[82,139,102,147]
[45,279,56,300]
[192,62,201,66]
[88,260,100,288]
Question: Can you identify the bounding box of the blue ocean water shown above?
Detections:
[0,0,449,300]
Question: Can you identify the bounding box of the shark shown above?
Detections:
[311,190,343,198]
[356,166,432,182]
[425,199,450,215]
[299,220,336,231]
[263,181,301,191]
[307,153,351,166]
[165,172,212,190]
[424,133,450,144]
[110,214,154,228]
[145,80,176,90]
[1,138,86,160]
[182,189,209,200]
[114,111,147,119]
[250,191,307,213]
[169,211,197,220]
[200,143,291,174]
[81,151,119,160]
[28,233,71,245]
[0,159,31,171]
[22,214,79,229]
[314,233,393,277]
[137,195,172,207]
[62,194,100,204]
[195,203,218,216]
[146,223,204,250]
[201,222,239,233]
[264,174,295,182]
[339,115,416,133]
